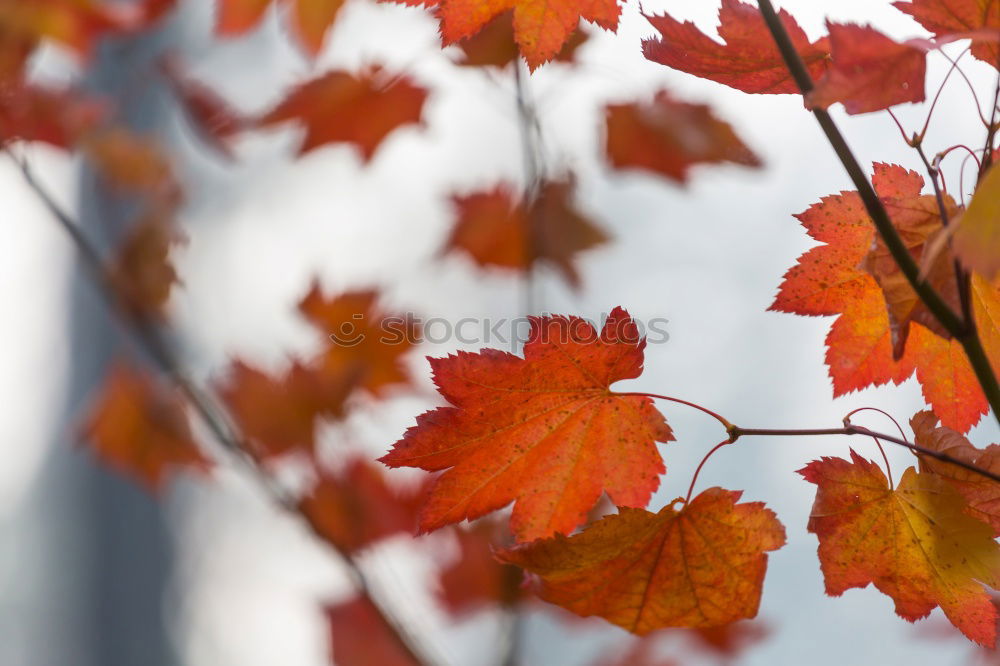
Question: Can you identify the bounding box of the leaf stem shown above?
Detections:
[9,150,443,666]
[685,439,732,503]
[616,392,734,430]
[755,0,1000,427]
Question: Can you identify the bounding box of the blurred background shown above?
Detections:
[1,0,998,664]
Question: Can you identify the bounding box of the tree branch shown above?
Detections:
[8,150,444,666]
[730,424,1000,484]
[755,0,1000,427]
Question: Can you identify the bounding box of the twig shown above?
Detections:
[730,424,1000,484]
[755,0,1000,427]
[7,149,443,666]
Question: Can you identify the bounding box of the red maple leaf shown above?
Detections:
[325,597,419,666]
[216,0,348,56]
[452,11,588,67]
[771,163,991,432]
[299,458,426,554]
[260,67,428,160]
[380,307,673,542]
[894,0,1000,67]
[443,178,608,288]
[79,361,212,491]
[643,0,831,94]
[605,90,762,182]
[436,519,522,615]
[388,0,619,70]
[806,22,928,114]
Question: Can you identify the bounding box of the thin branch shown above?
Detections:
[9,150,443,666]
[730,424,1000,484]
[922,46,986,135]
[755,0,1000,427]
[915,141,973,322]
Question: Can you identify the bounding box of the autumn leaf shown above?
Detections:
[894,0,1000,67]
[605,90,761,183]
[806,22,928,114]
[79,361,211,491]
[298,284,418,399]
[325,597,419,666]
[82,128,182,209]
[161,57,247,158]
[299,458,426,553]
[260,67,427,160]
[907,324,988,433]
[953,162,1000,280]
[911,410,1000,535]
[861,164,961,355]
[497,488,786,633]
[0,84,106,148]
[380,307,673,542]
[109,214,184,318]
[800,451,1000,646]
[216,0,347,56]
[399,0,618,69]
[771,162,986,432]
[642,0,830,94]
[216,360,323,460]
[0,0,174,57]
[443,178,608,288]
[437,519,522,615]
[453,11,587,67]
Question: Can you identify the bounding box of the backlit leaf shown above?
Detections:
[605,90,761,182]
[800,451,1000,646]
[80,361,211,491]
[260,67,427,160]
[497,488,786,633]
[380,307,673,542]
[911,410,1000,534]
[643,0,830,94]
[806,22,927,114]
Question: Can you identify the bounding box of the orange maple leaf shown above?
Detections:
[453,11,587,67]
[894,0,1000,67]
[497,488,786,633]
[800,451,1000,646]
[771,162,991,432]
[216,360,323,461]
[643,0,830,94]
[0,84,107,148]
[0,0,173,57]
[395,0,619,70]
[298,284,418,398]
[443,179,608,288]
[260,67,427,160]
[325,597,419,666]
[806,22,928,114]
[216,0,347,56]
[299,458,426,554]
[109,214,185,318]
[605,90,761,183]
[380,307,673,542]
[911,410,1000,535]
[437,519,522,616]
[79,362,212,491]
